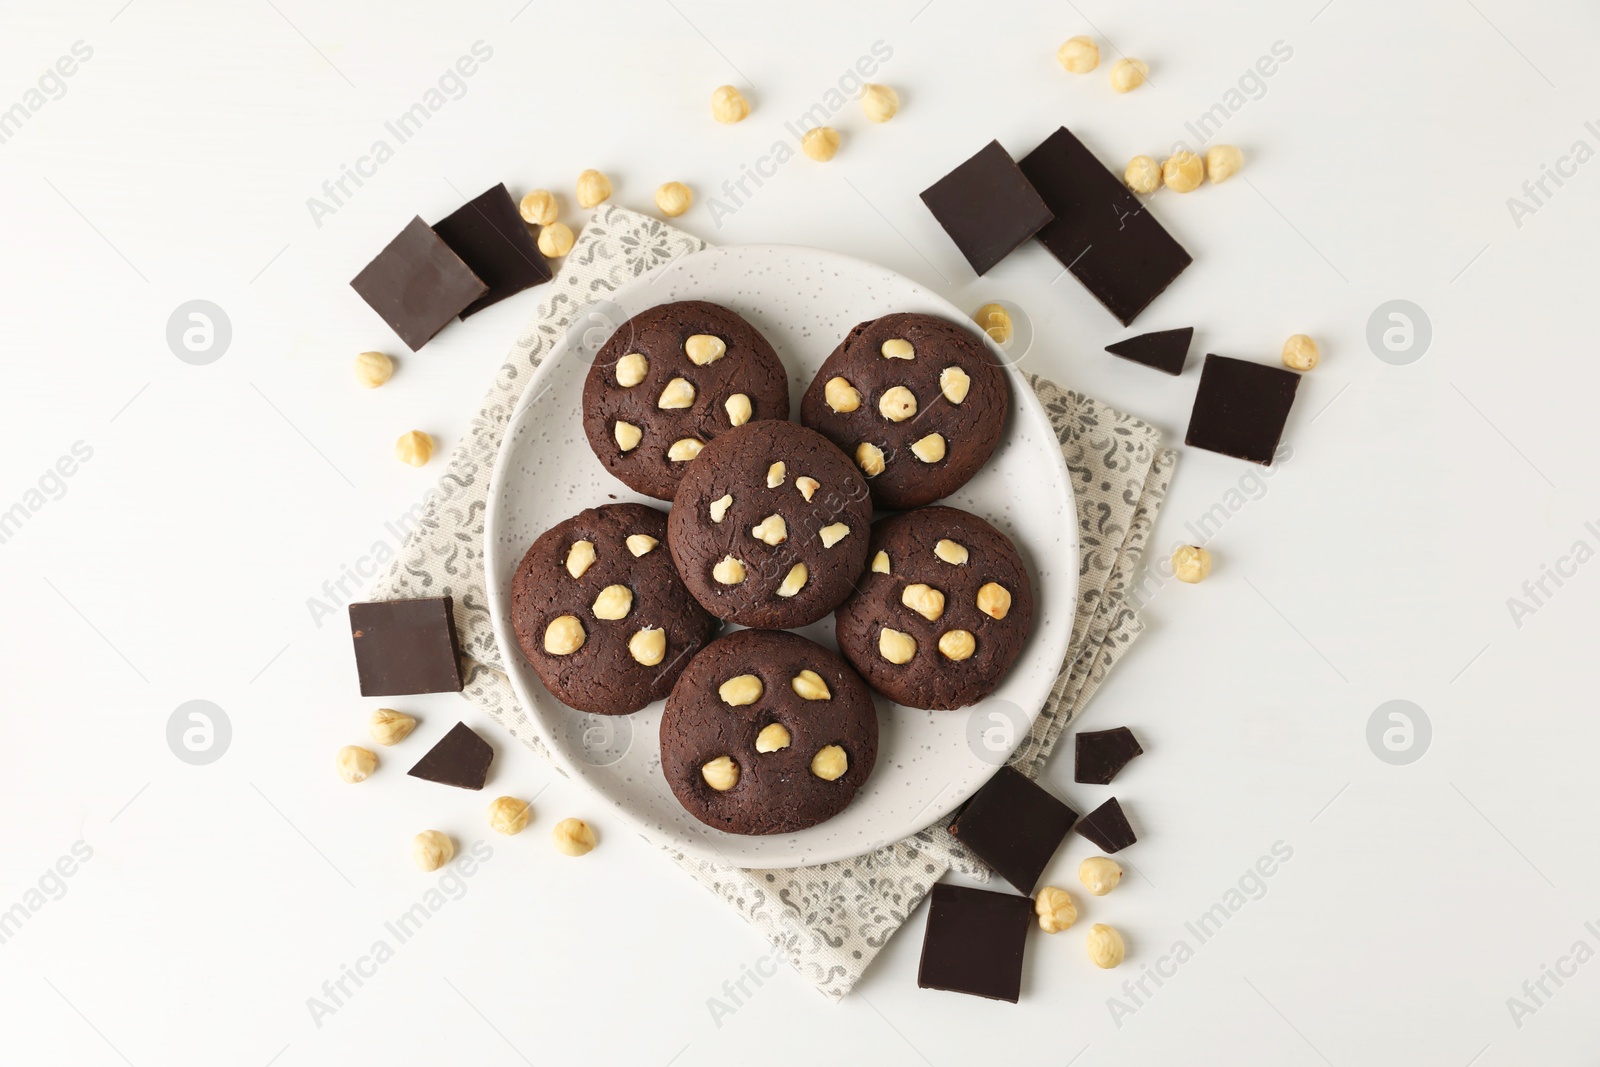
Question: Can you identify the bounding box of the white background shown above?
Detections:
[2,0,1597,1063]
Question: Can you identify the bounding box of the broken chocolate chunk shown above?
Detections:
[1105,326,1193,376]
[348,597,464,697]
[919,140,1054,276]
[948,765,1078,894]
[917,882,1035,1003]
[431,183,552,319]
[350,217,487,351]
[1075,727,1144,785]
[1075,797,1137,853]
[1184,354,1300,465]
[407,721,494,790]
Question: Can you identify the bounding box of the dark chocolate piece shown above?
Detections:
[431,183,551,319]
[348,597,464,697]
[1075,727,1144,785]
[350,217,487,351]
[917,882,1034,1003]
[948,765,1077,894]
[1075,797,1136,853]
[407,721,493,790]
[1019,127,1192,326]
[1184,354,1300,465]
[1105,327,1193,376]
[920,140,1054,276]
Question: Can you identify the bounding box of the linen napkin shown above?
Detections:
[368,204,1177,999]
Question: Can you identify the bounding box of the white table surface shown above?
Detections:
[3,0,1597,1063]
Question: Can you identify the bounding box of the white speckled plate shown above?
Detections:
[484,245,1077,869]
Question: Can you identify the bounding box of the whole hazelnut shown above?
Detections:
[1109,58,1148,93]
[368,708,417,746]
[336,745,377,783]
[655,181,692,217]
[1057,36,1099,74]
[1162,151,1204,193]
[1079,856,1124,896]
[486,796,531,836]
[711,85,750,124]
[972,303,1013,345]
[1086,923,1126,968]
[1124,155,1162,195]
[575,169,612,209]
[518,189,558,226]
[551,817,597,856]
[1035,886,1078,933]
[1205,144,1244,184]
[354,350,394,389]
[413,830,453,872]
[861,84,899,123]
[538,222,575,258]
[1172,544,1212,583]
[802,126,841,162]
[395,430,433,467]
[1282,333,1320,371]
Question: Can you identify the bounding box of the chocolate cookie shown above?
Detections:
[833,506,1034,710]
[660,629,878,835]
[582,300,790,500]
[668,420,873,629]
[800,313,1008,510]
[511,503,719,715]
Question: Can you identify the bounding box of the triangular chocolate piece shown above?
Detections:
[1075,727,1144,785]
[407,721,493,790]
[1105,327,1193,376]
[1075,797,1136,853]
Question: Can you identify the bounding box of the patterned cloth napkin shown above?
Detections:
[368,205,1177,1000]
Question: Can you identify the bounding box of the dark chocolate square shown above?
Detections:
[348,597,464,697]
[1184,354,1301,465]
[408,721,493,790]
[1075,797,1137,853]
[917,883,1035,1003]
[1019,127,1192,326]
[350,217,487,351]
[1105,327,1193,376]
[920,140,1054,276]
[431,183,552,319]
[948,765,1078,894]
[1075,727,1144,785]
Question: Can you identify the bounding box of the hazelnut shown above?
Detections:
[791,669,832,701]
[861,83,899,123]
[591,584,633,621]
[819,522,851,548]
[629,626,666,666]
[775,563,809,597]
[910,433,947,464]
[939,366,972,405]
[655,181,693,217]
[879,385,918,422]
[519,189,558,226]
[551,817,596,856]
[336,745,377,783]
[824,376,862,413]
[755,723,791,753]
[811,745,849,780]
[565,539,597,578]
[702,756,740,791]
[972,304,1013,346]
[1125,155,1162,194]
[712,555,746,584]
[1282,333,1320,371]
[719,674,764,706]
[725,393,753,426]
[658,376,696,409]
[614,421,643,451]
[976,582,1012,619]
[576,169,611,209]
[355,350,394,388]
[938,630,976,661]
[413,830,453,871]
[487,796,530,836]
[395,430,433,467]
[902,583,946,622]
[766,461,786,488]
[751,514,788,546]
[880,338,915,360]
[667,438,704,462]
[1079,856,1124,896]
[1109,57,1148,93]
[855,442,886,478]
[1057,36,1099,74]
[934,539,969,566]
[802,126,840,162]
[1205,144,1243,184]
[871,550,890,574]
[544,615,586,655]
[1087,923,1126,969]
[710,495,733,523]
[1162,151,1203,193]
[615,352,649,387]
[795,477,819,502]
[711,85,750,124]
[1035,886,1078,933]
[368,708,417,746]
[626,533,659,556]
[538,222,575,258]
[1172,544,1211,583]
[685,334,726,366]
[879,627,917,664]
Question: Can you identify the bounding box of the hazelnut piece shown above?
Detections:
[795,476,819,501]
[976,582,1012,619]
[712,555,746,585]
[565,539,597,578]
[861,84,899,123]
[824,376,862,413]
[368,708,417,746]
[718,674,764,706]
[1125,155,1162,194]
[702,756,740,791]
[766,461,786,488]
[755,723,792,753]
[973,304,1013,346]
[626,534,659,556]
[1057,36,1099,74]
[614,421,643,452]
[685,334,727,366]
[395,430,433,467]
[657,376,696,409]
[902,582,946,622]
[413,830,453,871]
[1087,923,1126,968]
[940,366,972,404]
[791,669,832,701]
[802,126,840,161]
[336,745,377,783]
[1282,334,1320,371]
[870,550,890,574]
[819,522,851,548]
[518,189,558,226]
[938,630,976,661]
[751,514,788,546]
[775,563,809,597]
[667,438,704,462]
[591,584,633,620]
[576,169,611,209]
[355,350,394,388]
[880,337,915,360]
[615,352,649,387]
[1109,57,1148,93]
[551,817,596,856]
[879,385,918,422]
[711,85,750,124]
[1035,886,1078,933]
[655,181,693,217]
[544,615,586,655]
[487,796,531,836]
[1205,144,1243,184]
[725,393,752,426]
[538,222,575,258]
[1162,151,1204,193]
[934,539,969,565]
[1079,856,1124,896]
[910,433,947,464]
[709,494,733,523]
[1172,545,1211,583]
[879,627,917,664]
[628,626,666,666]
[811,745,849,780]
[855,442,886,478]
